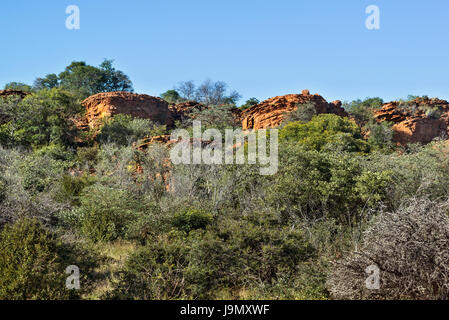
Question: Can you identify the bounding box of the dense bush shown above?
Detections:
[0,219,98,299]
[327,198,449,300]
[66,184,147,242]
[279,114,370,153]
[97,114,166,146]
[172,208,213,233]
[268,144,391,223]
[0,88,82,147]
[109,211,316,299]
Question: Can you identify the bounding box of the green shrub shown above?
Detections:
[0,219,95,299]
[78,185,136,242]
[172,208,213,233]
[109,211,316,299]
[9,88,82,147]
[97,114,165,146]
[344,97,383,125]
[279,114,370,153]
[54,174,95,205]
[18,153,66,194]
[282,102,317,124]
[268,145,392,223]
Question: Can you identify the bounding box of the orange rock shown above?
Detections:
[241,91,347,130]
[0,90,29,99]
[374,97,449,145]
[81,91,173,128]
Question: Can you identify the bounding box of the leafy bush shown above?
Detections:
[172,208,213,233]
[18,152,66,194]
[268,144,391,223]
[239,97,259,111]
[2,88,82,147]
[0,219,98,299]
[279,114,370,153]
[109,211,316,299]
[54,174,95,206]
[282,102,317,124]
[68,184,149,242]
[327,198,449,300]
[344,97,383,125]
[97,114,166,146]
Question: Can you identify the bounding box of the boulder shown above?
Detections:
[81,91,173,128]
[241,90,347,130]
[374,97,449,144]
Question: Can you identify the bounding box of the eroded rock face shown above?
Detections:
[241,90,347,130]
[168,101,205,123]
[81,92,173,128]
[0,90,29,99]
[374,97,449,144]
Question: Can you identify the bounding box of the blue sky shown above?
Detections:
[1,0,448,104]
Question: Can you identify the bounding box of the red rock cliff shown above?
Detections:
[241,90,347,130]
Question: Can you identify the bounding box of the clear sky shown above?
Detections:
[1,0,448,104]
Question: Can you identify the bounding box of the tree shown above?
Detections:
[3,82,33,92]
[40,59,134,100]
[160,89,183,104]
[4,88,82,147]
[99,59,133,92]
[240,98,259,110]
[33,73,60,90]
[175,80,241,106]
[343,97,383,125]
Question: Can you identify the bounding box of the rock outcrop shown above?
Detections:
[168,101,205,123]
[241,90,347,130]
[0,90,29,99]
[374,97,449,144]
[81,92,173,128]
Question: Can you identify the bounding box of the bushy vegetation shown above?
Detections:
[0,218,98,300]
[1,64,448,300]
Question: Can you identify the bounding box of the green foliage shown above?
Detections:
[239,97,259,110]
[1,88,82,147]
[109,211,316,299]
[172,208,213,233]
[33,73,60,90]
[18,152,66,194]
[344,97,383,124]
[71,184,148,242]
[160,90,183,104]
[54,174,95,206]
[282,102,317,124]
[268,145,392,223]
[0,219,97,299]
[279,114,370,153]
[57,59,133,99]
[97,114,166,146]
[366,121,394,151]
[4,82,33,92]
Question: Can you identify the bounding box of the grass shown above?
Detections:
[83,240,137,300]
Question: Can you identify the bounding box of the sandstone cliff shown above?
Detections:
[81,92,173,128]
[374,97,449,144]
[241,90,347,130]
